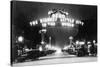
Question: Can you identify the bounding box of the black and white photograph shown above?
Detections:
[11,0,97,66]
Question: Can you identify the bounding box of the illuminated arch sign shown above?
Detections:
[30,9,84,27]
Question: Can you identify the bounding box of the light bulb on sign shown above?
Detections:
[42,23,47,27]
[30,22,32,26]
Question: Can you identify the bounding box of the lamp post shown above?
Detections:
[16,36,24,56]
[69,36,73,45]
[49,37,51,46]
[39,29,47,45]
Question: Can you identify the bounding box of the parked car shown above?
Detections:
[17,49,41,62]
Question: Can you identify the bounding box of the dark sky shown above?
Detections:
[12,1,97,20]
[11,1,97,46]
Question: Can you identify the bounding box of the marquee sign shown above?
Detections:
[30,9,84,27]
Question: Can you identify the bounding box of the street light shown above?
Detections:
[18,36,24,42]
[93,40,96,44]
[39,46,43,51]
[76,40,79,44]
[87,41,91,44]
[69,36,73,40]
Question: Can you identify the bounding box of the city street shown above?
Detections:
[12,52,97,67]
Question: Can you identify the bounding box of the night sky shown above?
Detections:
[11,1,97,48]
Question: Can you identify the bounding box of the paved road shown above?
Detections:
[12,52,97,67]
